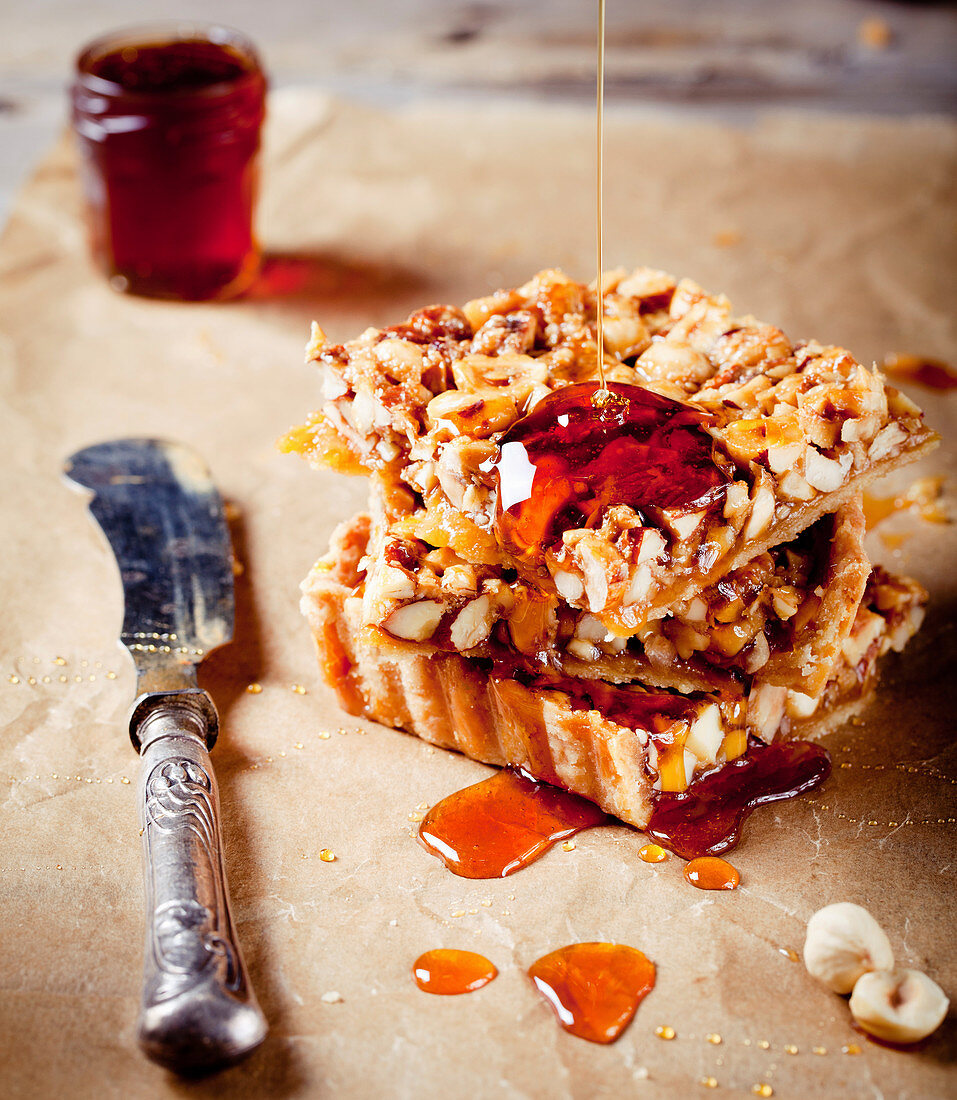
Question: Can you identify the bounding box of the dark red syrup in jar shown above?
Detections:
[647,739,831,860]
[87,40,249,89]
[417,767,608,879]
[492,382,732,574]
[71,28,266,300]
[528,942,656,1043]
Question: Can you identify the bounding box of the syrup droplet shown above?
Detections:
[883,353,957,392]
[418,768,607,879]
[412,949,498,995]
[528,942,655,1044]
[493,382,731,574]
[647,739,831,860]
[684,855,740,891]
[639,843,668,863]
[655,1024,676,1040]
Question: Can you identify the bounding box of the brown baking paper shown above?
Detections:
[0,89,954,1099]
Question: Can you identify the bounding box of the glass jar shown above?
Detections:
[71,23,267,301]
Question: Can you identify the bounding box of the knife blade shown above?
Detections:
[65,438,267,1073]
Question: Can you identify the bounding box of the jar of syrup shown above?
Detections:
[71,24,266,301]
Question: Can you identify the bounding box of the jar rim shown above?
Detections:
[74,22,264,101]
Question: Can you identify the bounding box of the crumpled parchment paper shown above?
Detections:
[0,88,954,1099]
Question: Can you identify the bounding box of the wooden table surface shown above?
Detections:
[1,0,955,225]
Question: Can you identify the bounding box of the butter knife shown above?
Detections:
[65,438,267,1073]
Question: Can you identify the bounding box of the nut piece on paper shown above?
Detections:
[803,902,895,994]
[850,969,949,1044]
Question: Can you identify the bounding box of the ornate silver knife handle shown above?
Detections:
[132,689,267,1073]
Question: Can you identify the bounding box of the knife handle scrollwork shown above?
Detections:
[132,690,267,1073]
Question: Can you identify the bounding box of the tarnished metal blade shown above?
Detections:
[64,439,234,689]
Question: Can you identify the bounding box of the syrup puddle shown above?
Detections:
[412,949,497,995]
[528,942,656,1043]
[647,740,831,860]
[417,768,608,879]
[419,740,829,878]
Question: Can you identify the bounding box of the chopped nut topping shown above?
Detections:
[287,267,936,630]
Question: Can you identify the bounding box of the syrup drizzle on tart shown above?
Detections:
[493,381,733,579]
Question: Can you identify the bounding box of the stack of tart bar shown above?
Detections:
[284,267,936,828]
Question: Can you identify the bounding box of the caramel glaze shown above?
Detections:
[647,739,831,860]
[493,381,733,576]
[418,767,608,879]
[412,949,497,995]
[528,942,656,1043]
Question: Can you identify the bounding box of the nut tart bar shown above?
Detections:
[359,478,871,699]
[282,267,937,630]
[300,515,925,827]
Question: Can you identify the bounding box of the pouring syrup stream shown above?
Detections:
[595,0,606,394]
[591,0,626,417]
